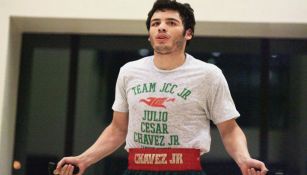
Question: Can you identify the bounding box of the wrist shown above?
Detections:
[77,154,94,168]
[234,154,251,166]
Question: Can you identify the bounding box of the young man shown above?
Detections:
[56,0,268,175]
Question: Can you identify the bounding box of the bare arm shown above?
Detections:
[216,119,268,175]
[56,111,128,175]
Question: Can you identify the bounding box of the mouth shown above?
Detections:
[155,34,169,42]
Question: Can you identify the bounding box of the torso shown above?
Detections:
[118,54,222,154]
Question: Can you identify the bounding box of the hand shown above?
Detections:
[55,156,87,175]
[239,158,268,175]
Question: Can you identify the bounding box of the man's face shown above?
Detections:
[148,10,192,55]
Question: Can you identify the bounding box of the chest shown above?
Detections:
[124,72,209,115]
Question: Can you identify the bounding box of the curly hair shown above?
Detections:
[146,0,196,39]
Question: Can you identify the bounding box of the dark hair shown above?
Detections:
[146,0,196,38]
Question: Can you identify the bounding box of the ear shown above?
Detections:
[185,29,193,40]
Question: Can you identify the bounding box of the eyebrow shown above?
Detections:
[150,18,181,23]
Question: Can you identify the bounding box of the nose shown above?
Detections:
[158,28,166,32]
[158,23,167,32]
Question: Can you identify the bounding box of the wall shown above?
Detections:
[1,0,307,175]
[287,55,307,174]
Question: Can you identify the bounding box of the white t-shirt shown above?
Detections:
[112,54,240,155]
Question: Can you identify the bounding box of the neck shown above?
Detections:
[153,51,186,70]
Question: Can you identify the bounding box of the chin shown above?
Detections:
[154,46,172,53]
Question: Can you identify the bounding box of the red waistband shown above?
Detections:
[128,148,202,171]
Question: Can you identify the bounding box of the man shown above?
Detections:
[56,0,268,175]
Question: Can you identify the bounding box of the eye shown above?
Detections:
[168,21,177,26]
[151,22,160,27]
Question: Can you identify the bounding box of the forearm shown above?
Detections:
[218,121,251,166]
[78,122,127,168]
[226,129,250,164]
[217,120,268,175]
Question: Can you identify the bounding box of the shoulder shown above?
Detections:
[121,56,152,70]
[119,56,153,74]
[187,54,223,79]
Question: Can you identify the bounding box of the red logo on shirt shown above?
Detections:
[139,97,175,108]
